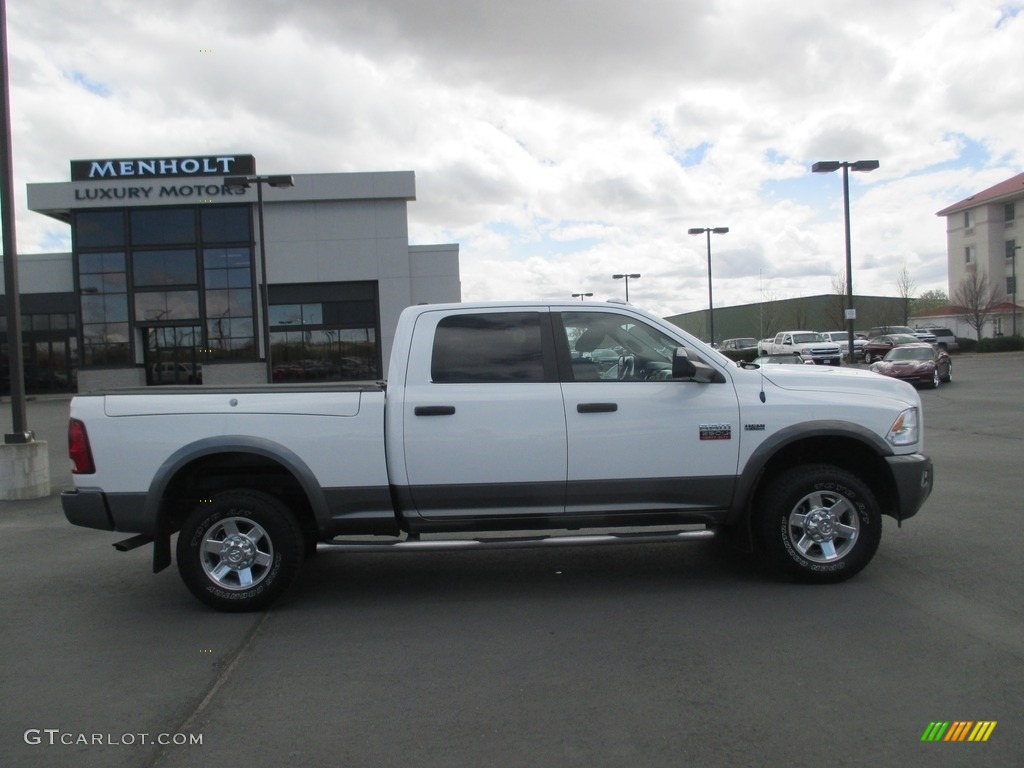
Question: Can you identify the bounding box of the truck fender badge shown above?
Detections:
[744,424,766,431]
[699,424,732,441]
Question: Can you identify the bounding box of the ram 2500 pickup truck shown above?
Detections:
[62,301,933,611]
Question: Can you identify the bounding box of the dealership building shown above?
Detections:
[1,155,460,394]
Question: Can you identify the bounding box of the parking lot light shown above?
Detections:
[812,160,879,362]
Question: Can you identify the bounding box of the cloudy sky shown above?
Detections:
[6,0,1024,316]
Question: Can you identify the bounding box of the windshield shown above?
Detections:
[793,333,824,343]
[886,347,933,361]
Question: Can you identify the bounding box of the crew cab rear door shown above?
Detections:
[555,309,740,517]
[399,309,567,519]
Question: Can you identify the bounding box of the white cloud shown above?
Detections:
[5,0,1024,317]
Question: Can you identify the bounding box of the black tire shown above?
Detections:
[929,369,940,389]
[864,352,873,363]
[177,490,304,612]
[941,362,952,383]
[755,464,881,583]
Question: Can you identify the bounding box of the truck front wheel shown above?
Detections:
[755,464,881,583]
[176,490,304,611]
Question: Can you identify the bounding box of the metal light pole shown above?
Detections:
[688,227,729,346]
[812,160,879,362]
[571,292,593,301]
[0,0,29,443]
[224,174,294,383]
[612,273,640,301]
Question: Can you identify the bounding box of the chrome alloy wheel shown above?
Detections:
[200,516,275,590]
[786,490,860,563]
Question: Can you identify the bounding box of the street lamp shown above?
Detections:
[812,160,879,362]
[223,174,295,383]
[612,273,640,301]
[572,292,593,301]
[688,227,729,346]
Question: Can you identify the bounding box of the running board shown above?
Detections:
[317,528,715,553]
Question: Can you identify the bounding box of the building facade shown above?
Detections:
[936,171,1023,336]
[1,155,459,394]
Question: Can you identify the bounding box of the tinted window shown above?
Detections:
[431,313,545,383]
[75,211,125,248]
[130,209,196,245]
[201,206,251,243]
[133,249,198,286]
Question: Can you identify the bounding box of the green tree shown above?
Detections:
[912,289,949,315]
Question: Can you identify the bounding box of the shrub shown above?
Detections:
[979,335,1024,352]
[958,337,977,353]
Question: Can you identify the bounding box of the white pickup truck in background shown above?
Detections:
[63,301,933,611]
[761,331,843,365]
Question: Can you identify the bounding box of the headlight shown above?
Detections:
[887,407,919,446]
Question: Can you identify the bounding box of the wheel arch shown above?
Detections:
[147,436,328,570]
[729,422,900,545]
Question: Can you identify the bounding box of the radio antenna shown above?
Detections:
[758,270,766,403]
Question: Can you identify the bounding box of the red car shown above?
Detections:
[868,343,952,389]
[861,333,919,363]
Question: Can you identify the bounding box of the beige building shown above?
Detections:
[2,155,461,395]
[936,171,1023,336]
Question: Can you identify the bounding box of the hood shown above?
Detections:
[757,364,918,402]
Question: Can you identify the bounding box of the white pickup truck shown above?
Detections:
[762,331,843,365]
[63,301,933,611]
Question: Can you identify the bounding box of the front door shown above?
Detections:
[557,310,740,517]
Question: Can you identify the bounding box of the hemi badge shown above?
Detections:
[699,424,732,441]
[744,424,766,431]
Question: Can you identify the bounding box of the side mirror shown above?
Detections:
[672,348,697,379]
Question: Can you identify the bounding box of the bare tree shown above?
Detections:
[820,274,845,330]
[952,269,1004,342]
[896,265,916,324]
[758,291,783,339]
[791,297,810,330]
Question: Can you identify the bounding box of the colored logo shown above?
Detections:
[921,721,997,742]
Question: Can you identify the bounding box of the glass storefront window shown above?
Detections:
[201,206,251,243]
[133,249,198,286]
[130,208,196,245]
[135,291,200,321]
[75,211,125,248]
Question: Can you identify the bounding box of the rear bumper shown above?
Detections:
[885,454,934,521]
[62,488,150,533]
[61,488,115,530]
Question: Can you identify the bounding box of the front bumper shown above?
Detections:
[885,454,934,521]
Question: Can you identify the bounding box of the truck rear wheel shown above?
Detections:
[755,464,881,583]
[176,490,304,612]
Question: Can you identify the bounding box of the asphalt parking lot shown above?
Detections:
[2,352,1022,768]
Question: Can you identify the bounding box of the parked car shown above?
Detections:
[752,354,816,366]
[720,337,759,351]
[917,326,959,352]
[820,331,867,360]
[868,343,952,389]
[868,325,936,345]
[862,333,920,363]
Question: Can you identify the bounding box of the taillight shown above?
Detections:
[68,419,96,474]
